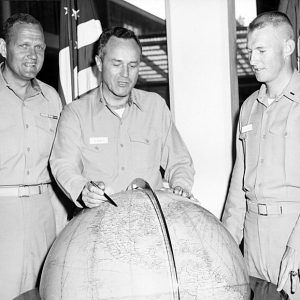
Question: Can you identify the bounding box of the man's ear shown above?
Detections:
[0,38,7,59]
[95,55,102,72]
[284,39,295,57]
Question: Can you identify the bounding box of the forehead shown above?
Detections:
[104,36,141,59]
[9,23,44,43]
[247,25,283,47]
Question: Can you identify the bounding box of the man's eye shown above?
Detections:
[113,62,121,66]
[130,64,138,68]
[20,44,28,49]
[36,45,45,51]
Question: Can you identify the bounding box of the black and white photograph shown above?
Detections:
[0,0,298,299]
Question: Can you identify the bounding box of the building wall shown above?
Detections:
[166,0,237,218]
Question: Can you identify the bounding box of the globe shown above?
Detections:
[40,180,250,299]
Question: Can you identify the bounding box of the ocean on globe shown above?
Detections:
[40,181,250,299]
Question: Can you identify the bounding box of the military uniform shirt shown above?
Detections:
[223,70,300,250]
[50,86,195,205]
[0,65,62,185]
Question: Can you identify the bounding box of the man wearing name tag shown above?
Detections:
[0,13,65,299]
[50,26,194,209]
[222,12,300,298]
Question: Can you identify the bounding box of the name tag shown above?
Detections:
[241,124,253,133]
[40,113,58,120]
[90,137,108,144]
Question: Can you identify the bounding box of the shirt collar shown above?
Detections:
[282,69,300,103]
[99,82,143,111]
[0,62,47,100]
[0,63,8,92]
[257,69,300,105]
[130,88,143,111]
[256,85,269,106]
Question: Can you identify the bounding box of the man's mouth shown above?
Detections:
[253,67,263,72]
[24,62,36,68]
[118,81,129,87]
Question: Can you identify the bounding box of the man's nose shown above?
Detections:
[121,65,129,77]
[28,47,37,58]
[249,51,257,66]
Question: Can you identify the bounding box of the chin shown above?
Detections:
[115,88,131,97]
[23,72,38,80]
[254,74,267,83]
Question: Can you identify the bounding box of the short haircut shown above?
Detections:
[2,13,43,44]
[96,26,142,60]
[248,11,294,40]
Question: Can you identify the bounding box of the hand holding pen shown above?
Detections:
[81,181,117,208]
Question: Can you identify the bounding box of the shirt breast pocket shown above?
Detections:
[129,130,160,171]
[35,115,57,157]
[269,120,286,136]
[82,142,116,177]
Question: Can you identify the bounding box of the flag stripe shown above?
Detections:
[59,47,73,104]
[77,65,99,96]
[77,43,97,71]
[59,0,101,104]
[77,19,102,49]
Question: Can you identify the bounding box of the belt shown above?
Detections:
[247,200,300,216]
[0,183,50,197]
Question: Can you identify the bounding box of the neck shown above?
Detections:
[102,86,129,107]
[2,66,32,100]
[105,98,128,108]
[266,67,294,98]
[106,101,127,110]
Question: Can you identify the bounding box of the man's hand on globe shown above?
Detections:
[172,186,191,198]
[81,181,114,208]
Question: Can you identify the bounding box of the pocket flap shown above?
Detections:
[129,130,156,144]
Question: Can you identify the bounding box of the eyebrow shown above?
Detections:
[111,58,139,63]
[247,45,267,50]
[255,46,267,50]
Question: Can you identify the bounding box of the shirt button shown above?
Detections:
[121,167,125,171]
[120,144,124,148]
[25,124,29,129]
[26,170,30,175]
[284,132,288,137]
[260,158,264,163]
[262,134,266,139]
[27,147,30,152]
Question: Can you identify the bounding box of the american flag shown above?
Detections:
[59,0,102,104]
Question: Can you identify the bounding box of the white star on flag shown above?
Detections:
[72,9,80,20]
